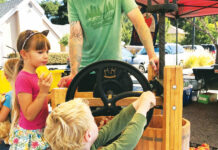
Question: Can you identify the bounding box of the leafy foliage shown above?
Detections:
[121,15,133,45]
[180,16,218,63]
[51,0,68,24]
[183,50,214,68]
[48,52,68,65]
[59,34,69,46]
[39,0,68,24]
[180,16,218,45]
[0,0,6,3]
[40,0,60,19]
[8,52,68,65]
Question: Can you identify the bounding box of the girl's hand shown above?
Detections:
[38,73,53,94]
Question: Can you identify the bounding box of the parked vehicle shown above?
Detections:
[121,47,134,64]
[133,43,185,73]
[183,45,204,51]
[201,44,216,54]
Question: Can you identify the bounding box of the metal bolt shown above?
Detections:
[172,106,176,110]
[172,85,177,89]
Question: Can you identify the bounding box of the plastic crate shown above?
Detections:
[198,93,217,104]
[0,70,12,94]
[0,69,64,94]
[49,70,65,91]
[198,94,209,104]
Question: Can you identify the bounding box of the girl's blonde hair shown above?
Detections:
[3,58,19,82]
[44,99,93,150]
[3,58,19,138]
[10,30,50,135]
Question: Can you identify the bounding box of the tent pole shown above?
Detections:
[192,17,196,49]
[176,18,178,65]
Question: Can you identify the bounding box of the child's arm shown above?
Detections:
[99,113,147,150]
[18,73,52,121]
[0,106,10,122]
[93,92,156,150]
[94,104,136,148]
[0,92,12,122]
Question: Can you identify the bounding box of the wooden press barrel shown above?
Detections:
[135,115,190,150]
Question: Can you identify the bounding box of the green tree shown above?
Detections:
[38,0,68,24]
[40,0,60,19]
[181,15,218,63]
[0,0,6,3]
[121,15,133,45]
[51,0,68,24]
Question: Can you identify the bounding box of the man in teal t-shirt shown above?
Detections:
[59,0,159,87]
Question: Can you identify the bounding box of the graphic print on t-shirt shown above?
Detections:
[85,0,115,29]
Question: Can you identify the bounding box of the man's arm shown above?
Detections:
[127,8,159,72]
[58,21,83,87]
[69,21,83,77]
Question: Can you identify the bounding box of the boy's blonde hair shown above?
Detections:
[44,98,93,150]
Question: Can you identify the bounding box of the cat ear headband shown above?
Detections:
[21,30,49,50]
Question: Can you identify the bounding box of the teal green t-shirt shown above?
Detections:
[68,0,137,69]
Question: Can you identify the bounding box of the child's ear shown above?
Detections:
[84,130,91,143]
[20,49,27,59]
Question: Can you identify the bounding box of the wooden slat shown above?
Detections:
[163,66,183,150]
[51,88,67,109]
[75,91,93,98]
[116,96,163,106]
[84,98,104,106]
[51,89,163,108]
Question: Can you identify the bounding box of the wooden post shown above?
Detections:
[51,88,67,109]
[163,66,183,150]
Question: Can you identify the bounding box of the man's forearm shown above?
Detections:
[137,23,155,59]
[69,38,83,76]
[69,21,83,77]
[127,8,156,59]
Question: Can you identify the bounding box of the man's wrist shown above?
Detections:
[147,51,156,59]
[70,68,78,77]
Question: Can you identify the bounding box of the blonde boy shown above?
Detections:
[44,91,156,150]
